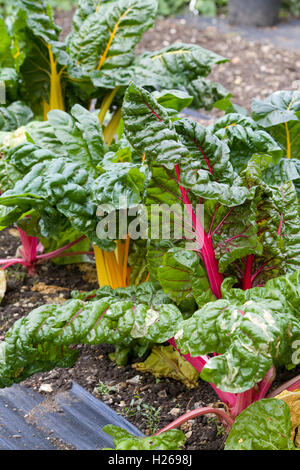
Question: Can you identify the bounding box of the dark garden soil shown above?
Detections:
[56,12,300,114]
[1,12,300,451]
[136,18,300,113]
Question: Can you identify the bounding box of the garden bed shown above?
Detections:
[56,13,300,112]
[1,205,300,451]
[1,4,300,451]
[0,229,226,450]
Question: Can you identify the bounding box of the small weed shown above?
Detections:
[122,393,161,434]
[207,415,226,437]
[94,381,116,397]
[6,266,26,283]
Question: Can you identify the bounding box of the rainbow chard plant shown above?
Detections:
[0,0,229,127]
[0,86,300,449]
[0,0,229,273]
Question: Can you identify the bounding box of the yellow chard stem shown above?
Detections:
[43,45,65,120]
[105,251,125,288]
[98,87,120,125]
[103,108,122,146]
[93,246,110,287]
[96,0,101,13]
[43,100,51,121]
[94,241,130,289]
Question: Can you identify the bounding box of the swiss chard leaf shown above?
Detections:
[252,90,300,160]
[123,83,251,207]
[225,399,296,450]
[103,425,186,450]
[252,90,300,128]
[157,247,215,308]
[67,0,157,74]
[176,270,300,393]
[0,283,182,387]
[47,104,107,173]
[209,113,283,172]
[0,101,33,132]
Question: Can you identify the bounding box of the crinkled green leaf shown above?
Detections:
[0,282,182,387]
[103,425,186,450]
[0,158,22,193]
[48,105,107,173]
[176,270,300,393]
[92,163,145,209]
[123,82,190,168]
[252,90,300,128]
[214,95,249,116]
[153,89,193,113]
[0,101,33,132]
[25,120,66,155]
[157,247,214,307]
[210,113,283,172]
[67,0,156,74]
[263,158,300,189]
[184,77,229,111]
[204,199,262,274]
[18,0,61,43]
[175,117,233,181]
[252,91,300,160]
[0,154,101,245]
[225,399,296,450]
[94,43,228,111]
[123,84,251,206]
[136,43,227,81]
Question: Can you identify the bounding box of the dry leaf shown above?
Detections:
[132,345,199,389]
[31,282,69,295]
[275,388,300,447]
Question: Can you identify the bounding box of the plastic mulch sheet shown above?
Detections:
[0,381,143,450]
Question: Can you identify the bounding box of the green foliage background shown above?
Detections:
[156,0,300,17]
[0,0,77,17]
[1,0,300,18]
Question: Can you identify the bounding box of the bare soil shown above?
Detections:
[56,12,300,113]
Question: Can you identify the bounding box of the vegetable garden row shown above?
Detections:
[0,0,300,451]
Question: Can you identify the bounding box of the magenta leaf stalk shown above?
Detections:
[267,374,300,398]
[168,338,237,409]
[254,366,276,401]
[0,233,92,273]
[155,406,235,436]
[242,254,254,290]
[175,164,223,299]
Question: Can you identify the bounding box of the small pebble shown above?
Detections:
[126,375,140,385]
[39,383,53,393]
[169,407,181,417]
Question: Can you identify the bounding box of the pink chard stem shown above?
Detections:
[0,233,91,273]
[267,374,300,398]
[175,164,223,299]
[155,407,234,436]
